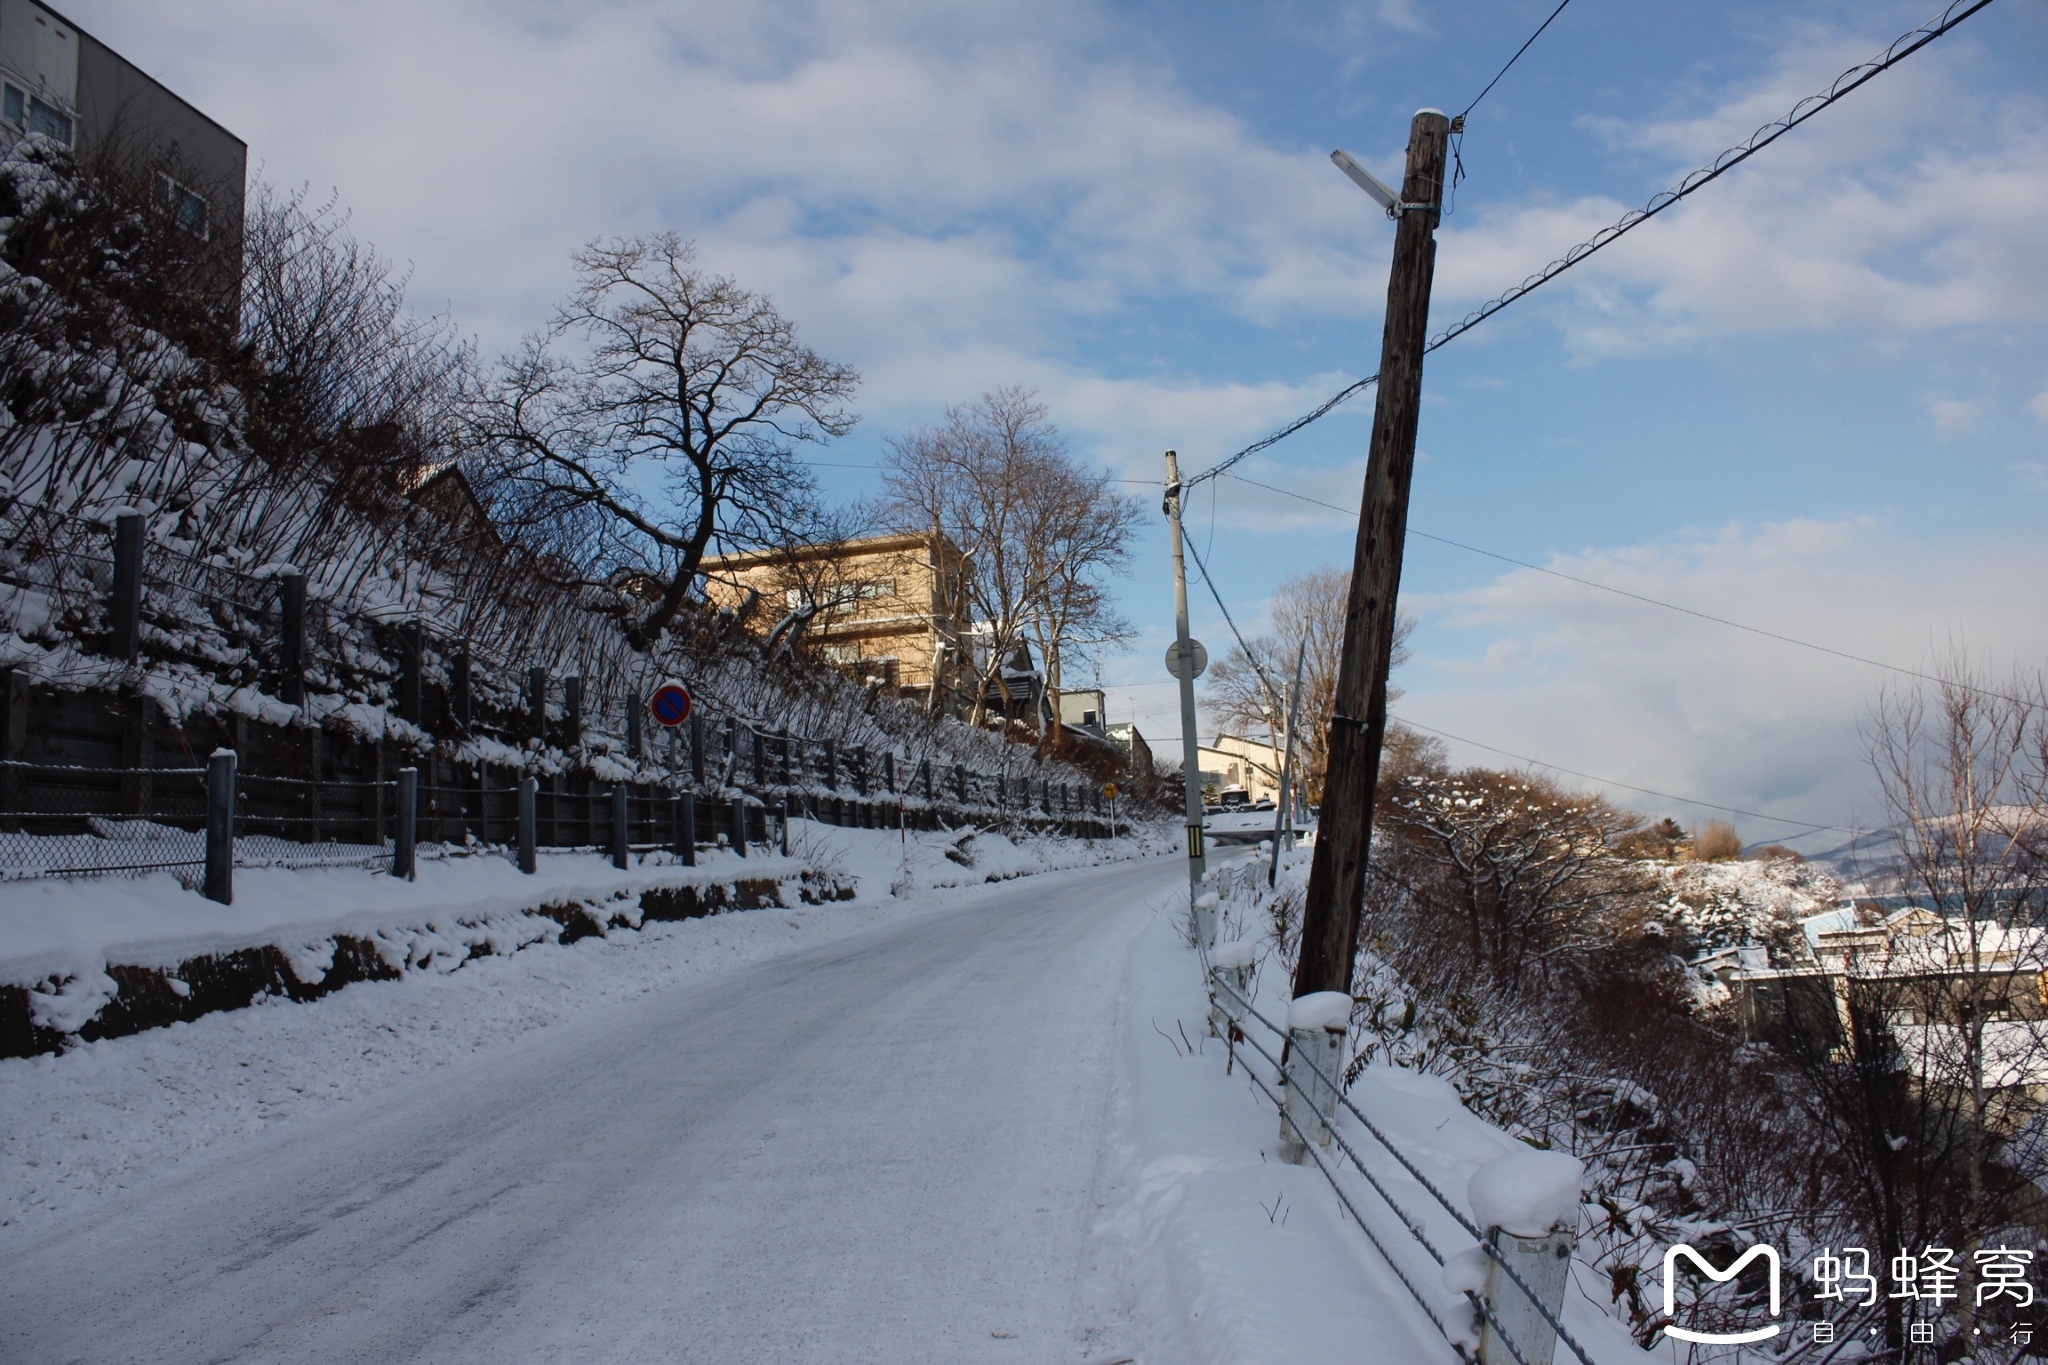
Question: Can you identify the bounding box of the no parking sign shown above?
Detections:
[648,679,693,727]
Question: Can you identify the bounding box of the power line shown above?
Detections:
[1389,717,1852,835]
[1178,513,1849,835]
[1186,0,2001,489]
[1220,469,2028,705]
[1458,0,1573,121]
[1181,532,1286,707]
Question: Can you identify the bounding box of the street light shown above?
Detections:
[1330,147,1433,218]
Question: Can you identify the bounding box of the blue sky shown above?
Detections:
[71,0,2048,844]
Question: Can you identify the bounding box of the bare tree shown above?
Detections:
[1863,658,2048,1341]
[474,234,858,649]
[1024,456,1141,752]
[1205,565,1420,801]
[1377,767,1649,983]
[881,387,1137,733]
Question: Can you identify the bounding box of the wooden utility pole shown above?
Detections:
[1290,108,1450,1003]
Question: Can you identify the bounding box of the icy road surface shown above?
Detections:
[3,857,1177,1363]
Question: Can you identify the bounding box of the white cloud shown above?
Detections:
[1930,398,1982,439]
[74,0,1394,384]
[1398,517,2048,838]
[2027,383,2048,424]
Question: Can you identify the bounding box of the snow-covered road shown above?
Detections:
[3,856,1178,1363]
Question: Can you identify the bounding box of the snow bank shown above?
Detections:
[1210,939,1258,970]
[0,845,803,989]
[1467,1149,1584,1237]
[1287,990,1352,1032]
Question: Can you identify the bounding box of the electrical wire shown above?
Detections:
[1387,717,1854,834]
[1175,505,1850,835]
[1449,0,1576,213]
[1458,0,1573,122]
[1186,0,2001,489]
[1219,470,2027,705]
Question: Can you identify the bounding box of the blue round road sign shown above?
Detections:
[649,680,693,727]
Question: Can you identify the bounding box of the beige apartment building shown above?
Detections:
[700,531,974,711]
[1199,732,1286,804]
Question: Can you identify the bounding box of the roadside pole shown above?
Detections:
[1269,639,1305,888]
[1163,450,1207,905]
[1290,109,1450,1003]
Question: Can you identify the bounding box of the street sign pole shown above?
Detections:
[1163,450,1206,902]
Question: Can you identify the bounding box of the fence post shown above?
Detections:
[528,668,548,744]
[564,676,583,747]
[731,795,750,857]
[883,750,896,792]
[954,763,968,803]
[108,510,145,662]
[779,729,794,786]
[610,784,628,870]
[278,571,305,705]
[1479,1225,1574,1365]
[919,758,932,800]
[204,748,235,904]
[677,790,696,866]
[518,775,537,874]
[1193,890,1219,951]
[751,726,766,785]
[451,649,471,730]
[690,714,706,784]
[822,738,837,790]
[779,795,791,856]
[394,766,417,880]
[396,622,423,725]
[1280,993,1350,1164]
[626,694,643,759]
[851,746,867,795]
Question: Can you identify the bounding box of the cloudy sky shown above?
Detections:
[71,0,2048,845]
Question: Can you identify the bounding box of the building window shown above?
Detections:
[3,83,74,145]
[154,173,210,238]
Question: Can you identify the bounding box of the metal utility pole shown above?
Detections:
[1162,450,1207,901]
[1291,109,1450,1003]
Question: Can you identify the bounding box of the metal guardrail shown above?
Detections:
[1195,880,1596,1365]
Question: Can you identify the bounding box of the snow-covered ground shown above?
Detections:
[5,831,1669,1363]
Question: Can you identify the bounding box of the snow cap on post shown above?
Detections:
[1194,892,1220,911]
[1210,939,1258,970]
[1468,1148,1584,1237]
[1287,990,1351,1032]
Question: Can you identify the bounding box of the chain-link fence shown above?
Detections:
[236,773,394,872]
[0,759,207,880]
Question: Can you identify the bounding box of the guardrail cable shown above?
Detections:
[1209,965,1597,1365]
